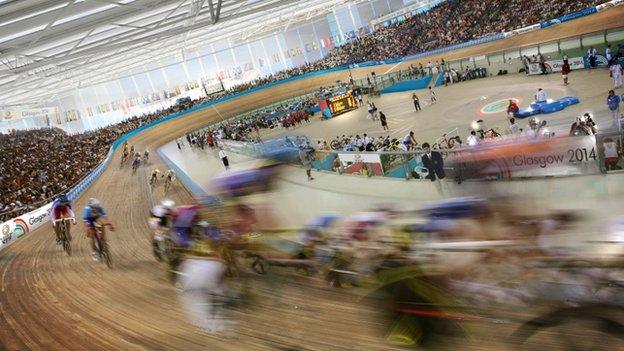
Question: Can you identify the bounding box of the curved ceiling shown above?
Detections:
[0,0,363,106]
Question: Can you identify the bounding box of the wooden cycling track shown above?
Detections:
[0,8,623,351]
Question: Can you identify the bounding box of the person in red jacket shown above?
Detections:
[507,99,519,118]
[561,61,571,86]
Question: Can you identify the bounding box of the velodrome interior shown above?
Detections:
[1,3,624,351]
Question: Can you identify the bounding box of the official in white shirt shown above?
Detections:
[535,88,547,103]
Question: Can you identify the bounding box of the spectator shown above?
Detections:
[507,99,519,117]
[421,142,445,182]
[610,60,623,89]
[508,118,519,135]
[561,60,571,86]
[218,148,229,170]
[537,53,547,75]
[467,131,479,146]
[535,88,547,103]
[588,47,598,69]
[412,93,422,111]
[603,137,621,171]
[429,86,437,104]
[299,148,314,181]
[607,90,621,124]
[379,111,389,131]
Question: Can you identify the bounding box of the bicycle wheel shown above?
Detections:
[512,304,624,351]
[152,238,163,262]
[95,233,112,268]
[61,225,71,256]
[102,241,113,269]
[251,256,268,275]
[59,221,71,256]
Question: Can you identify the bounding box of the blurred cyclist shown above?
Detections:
[150,199,175,231]
[164,169,176,192]
[132,154,141,170]
[165,169,176,183]
[178,219,230,333]
[143,149,150,162]
[82,198,115,261]
[50,194,75,244]
[150,169,161,186]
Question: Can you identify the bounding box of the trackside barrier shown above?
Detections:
[1,5,619,251]
[156,148,208,197]
[217,134,605,181]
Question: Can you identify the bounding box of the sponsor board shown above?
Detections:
[0,202,53,250]
[338,152,384,176]
[510,137,600,177]
[528,57,585,75]
[504,24,540,37]
[583,54,609,68]
[0,106,61,122]
[540,7,597,28]
[597,0,624,11]
[451,136,600,179]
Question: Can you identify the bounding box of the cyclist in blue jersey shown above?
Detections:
[82,198,115,261]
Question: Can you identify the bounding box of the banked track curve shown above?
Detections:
[1,9,624,350]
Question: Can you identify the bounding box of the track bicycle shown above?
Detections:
[93,222,114,268]
[54,217,75,256]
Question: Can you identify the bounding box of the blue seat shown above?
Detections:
[541,101,565,114]
[516,108,540,119]
[530,101,548,110]
[558,96,580,107]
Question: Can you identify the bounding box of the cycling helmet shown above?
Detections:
[56,194,70,204]
[197,221,209,228]
[87,198,101,209]
[161,199,175,210]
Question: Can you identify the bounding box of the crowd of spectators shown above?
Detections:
[0,0,610,220]
[316,0,606,67]
[0,102,191,221]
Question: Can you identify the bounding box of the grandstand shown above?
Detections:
[1,1,624,350]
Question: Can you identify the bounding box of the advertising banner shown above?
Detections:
[509,136,599,178]
[540,7,597,28]
[338,152,384,176]
[0,203,52,250]
[528,56,585,75]
[450,136,600,180]
[504,24,541,37]
[597,0,624,12]
[1,107,61,123]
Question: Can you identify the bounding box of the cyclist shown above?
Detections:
[149,199,176,260]
[402,131,417,151]
[165,169,176,182]
[164,169,176,191]
[143,149,150,162]
[132,154,141,170]
[150,199,175,231]
[50,194,75,244]
[150,169,161,187]
[82,198,115,261]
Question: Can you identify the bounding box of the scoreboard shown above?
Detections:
[327,92,357,115]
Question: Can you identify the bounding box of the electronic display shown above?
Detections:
[328,93,357,115]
